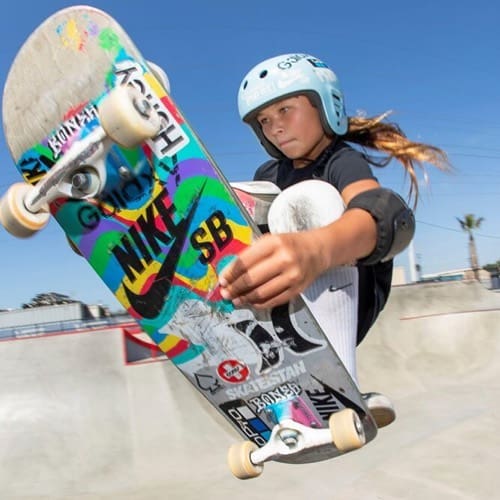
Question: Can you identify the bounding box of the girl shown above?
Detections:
[219,53,449,427]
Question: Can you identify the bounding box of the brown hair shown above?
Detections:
[344,112,451,207]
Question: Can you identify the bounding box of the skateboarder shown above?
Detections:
[219,53,450,428]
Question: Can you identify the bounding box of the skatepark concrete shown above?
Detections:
[0,280,499,499]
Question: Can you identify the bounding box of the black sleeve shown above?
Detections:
[326,144,377,192]
[253,160,279,183]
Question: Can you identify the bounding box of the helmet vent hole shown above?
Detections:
[259,70,268,79]
[243,80,248,89]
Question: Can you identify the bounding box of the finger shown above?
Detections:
[219,235,277,286]
[232,272,292,307]
[223,257,284,300]
[247,288,295,310]
[219,255,250,287]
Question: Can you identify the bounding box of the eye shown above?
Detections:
[258,116,269,126]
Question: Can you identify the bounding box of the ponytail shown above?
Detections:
[344,112,451,207]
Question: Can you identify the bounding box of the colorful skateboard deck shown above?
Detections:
[2,6,377,475]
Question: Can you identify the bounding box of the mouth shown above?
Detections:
[277,139,294,149]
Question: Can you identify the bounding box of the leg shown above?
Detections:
[267,180,360,385]
[231,181,281,230]
[233,179,395,426]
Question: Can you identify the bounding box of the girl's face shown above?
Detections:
[257,95,332,168]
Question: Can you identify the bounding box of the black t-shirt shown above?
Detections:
[253,140,393,344]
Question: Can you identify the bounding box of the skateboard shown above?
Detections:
[1,6,377,478]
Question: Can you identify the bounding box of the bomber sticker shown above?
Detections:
[248,382,302,414]
[225,360,307,399]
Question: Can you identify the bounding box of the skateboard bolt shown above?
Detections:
[118,166,131,179]
[279,429,298,447]
[72,173,91,190]
[264,408,278,424]
[133,97,152,118]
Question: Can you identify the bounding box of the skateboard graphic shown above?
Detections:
[1,6,378,478]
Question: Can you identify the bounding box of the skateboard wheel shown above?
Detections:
[0,183,50,238]
[329,408,366,452]
[66,235,82,256]
[147,61,170,93]
[227,441,263,480]
[99,85,162,148]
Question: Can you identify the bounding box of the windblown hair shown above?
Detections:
[343,112,451,207]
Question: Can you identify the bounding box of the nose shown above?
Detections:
[268,115,285,137]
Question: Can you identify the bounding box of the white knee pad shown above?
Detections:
[268,179,344,232]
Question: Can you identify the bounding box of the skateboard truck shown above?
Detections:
[0,85,162,238]
[227,402,366,480]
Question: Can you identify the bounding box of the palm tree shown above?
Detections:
[456,214,484,280]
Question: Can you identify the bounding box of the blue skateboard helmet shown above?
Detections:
[238,54,348,158]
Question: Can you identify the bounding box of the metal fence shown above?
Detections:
[0,314,136,341]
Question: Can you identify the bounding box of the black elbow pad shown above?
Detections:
[347,188,415,266]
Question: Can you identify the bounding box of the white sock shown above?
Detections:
[267,180,360,386]
[302,265,359,386]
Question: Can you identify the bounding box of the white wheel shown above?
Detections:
[227,441,263,480]
[147,60,171,93]
[99,85,162,148]
[0,183,50,238]
[329,408,366,452]
[66,235,82,256]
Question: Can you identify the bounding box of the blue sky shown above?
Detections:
[0,0,498,310]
